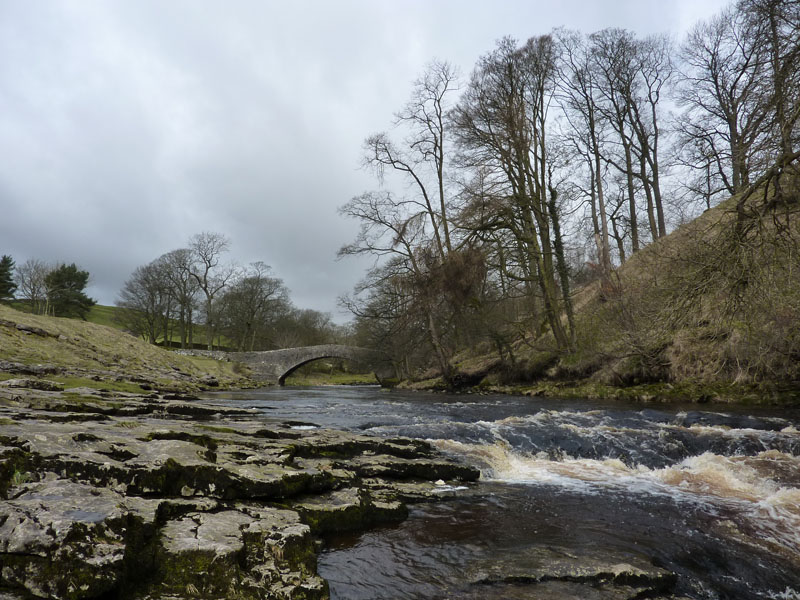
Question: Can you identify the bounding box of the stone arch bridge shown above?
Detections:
[184,345,396,386]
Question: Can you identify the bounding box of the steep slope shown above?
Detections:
[447,175,800,402]
[568,193,799,387]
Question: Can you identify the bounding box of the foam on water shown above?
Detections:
[433,436,800,557]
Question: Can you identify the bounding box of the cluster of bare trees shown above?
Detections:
[676,0,800,216]
[13,259,52,314]
[339,61,488,380]
[557,27,672,267]
[340,0,800,384]
[117,232,342,351]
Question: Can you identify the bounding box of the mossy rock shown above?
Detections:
[293,487,407,535]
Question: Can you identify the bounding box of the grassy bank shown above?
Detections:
[399,179,800,406]
[283,372,379,386]
[399,374,800,406]
[0,303,250,391]
[9,301,228,350]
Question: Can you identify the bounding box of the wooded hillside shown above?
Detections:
[340,0,800,398]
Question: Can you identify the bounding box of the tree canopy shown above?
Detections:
[44,263,96,319]
[0,255,16,301]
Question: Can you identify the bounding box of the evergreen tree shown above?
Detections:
[44,263,96,319]
[0,255,17,301]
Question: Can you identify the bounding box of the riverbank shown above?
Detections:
[399,373,800,406]
[283,372,378,386]
[0,380,478,599]
[0,303,253,394]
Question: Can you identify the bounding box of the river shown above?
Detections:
[210,386,800,599]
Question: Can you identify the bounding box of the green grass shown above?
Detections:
[10,470,31,486]
[86,305,121,329]
[5,300,37,315]
[183,356,251,382]
[105,306,235,349]
[10,302,136,333]
[8,301,225,348]
[86,305,216,347]
[50,376,148,394]
[284,372,379,386]
[0,303,251,390]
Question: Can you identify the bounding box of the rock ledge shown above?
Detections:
[0,387,478,599]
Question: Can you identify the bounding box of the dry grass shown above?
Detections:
[569,182,800,385]
[490,174,800,391]
[0,304,249,388]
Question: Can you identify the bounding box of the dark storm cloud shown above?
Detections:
[0,0,727,320]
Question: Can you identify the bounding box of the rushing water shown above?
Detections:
[210,386,800,599]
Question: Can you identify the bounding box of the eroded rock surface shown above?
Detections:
[469,547,682,599]
[0,386,478,599]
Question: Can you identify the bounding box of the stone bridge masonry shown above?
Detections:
[180,344,396,386]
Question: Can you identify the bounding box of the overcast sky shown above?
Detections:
[0,0,728,321]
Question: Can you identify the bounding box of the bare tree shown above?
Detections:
[556,29,614,277]
[733,0,800,213]
[366,59,459,260]
[116,260,172,344]
[339,191,455,379]
[14,258,51,314]
[591,28,642,252]
[631,33,673,238]
[342,257,431,378]
[188,232,236,350]
[676,7,768,199]
[218,262,289,351]
[453,36,572,351]
[340,62,466,382]
[161,248,199,349]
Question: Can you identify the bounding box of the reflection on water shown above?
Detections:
[208,386,800,599]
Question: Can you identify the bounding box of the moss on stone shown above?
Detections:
[195,424,239,435]
[0,448,37,499]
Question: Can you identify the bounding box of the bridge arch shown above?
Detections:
[276,351,370,385]
[225,344,396,386]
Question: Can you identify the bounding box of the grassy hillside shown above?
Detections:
[0,303,250,391]
[86,304,122,329]
[10,301,221,349]
[10,301,124,329]
[434,177,800,403]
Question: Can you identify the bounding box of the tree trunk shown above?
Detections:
[520,207,570,352]
[179,306,186,349]
[549,186,576,347]
[623,141,639,252]
[639,153,659,239]
[425,308,452,383]
[611,214,627,264]
[205,298,214,351]
[589,168,604,264]
[593,133,613,275]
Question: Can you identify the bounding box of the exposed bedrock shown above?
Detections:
[0,387,478,599]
